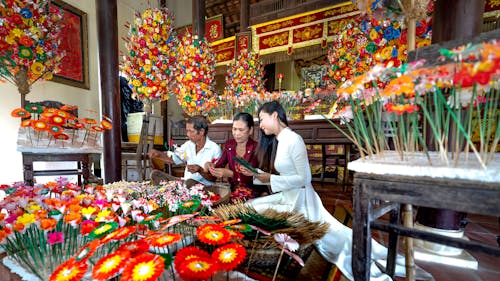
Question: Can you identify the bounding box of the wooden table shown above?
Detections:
[21,151,100,186]
[351,172,500,280]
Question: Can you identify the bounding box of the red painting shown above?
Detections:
[50,0,89,89]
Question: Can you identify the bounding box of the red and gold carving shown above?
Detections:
[260,31,289,49]
[293,23,323,43]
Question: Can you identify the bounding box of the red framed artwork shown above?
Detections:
[50,0,89,89]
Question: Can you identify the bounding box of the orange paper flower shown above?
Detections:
[197,226,231,246]
[212,243,246,271]
[177,256,218,281]
[92,250,130,281]
[49,259,88,281]
[120,253,165,281]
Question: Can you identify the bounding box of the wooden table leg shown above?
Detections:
[82,154,90,184]
[22,154,34,186]
[386,205,401,278]
[352,181,371,281]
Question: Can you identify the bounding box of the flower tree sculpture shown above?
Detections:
[0,0,65,107]
[121,7,177,112]
[174,33,217,116]
[223,49,265,112]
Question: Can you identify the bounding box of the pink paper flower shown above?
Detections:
[274,233,299,252]
[47,231,64,245]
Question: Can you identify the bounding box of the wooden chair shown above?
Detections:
[122,115,156,181]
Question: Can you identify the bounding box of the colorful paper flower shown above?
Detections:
[212,243,246,271]
[92,250,130,281]
[274,233,299,252]
[47,231,64,245]
[11,108,31,118]
[120,253,165,281]
[147,232,182,249]
[100,225,136,243]
[73,240,100,262]
[174,246,211,271]
[197,226,231,246]
[117,239,150,256]
[177,256,219,281]
[88,222,118,240]
[49,259,88,281]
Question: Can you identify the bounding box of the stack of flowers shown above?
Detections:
[11,103,112,149]
[121,8,177,102]
[0,0,65,96]
[223,49,266,110]
[174,33,217,116]
[0,178,218,280]
[327,40,500,168]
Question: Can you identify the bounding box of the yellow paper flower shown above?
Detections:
[17,213,36,226]
[81,206,97,219]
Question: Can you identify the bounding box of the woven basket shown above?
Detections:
[205,184,231,206]
[244,243,314,267]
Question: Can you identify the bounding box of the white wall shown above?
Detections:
[0,0,158,184]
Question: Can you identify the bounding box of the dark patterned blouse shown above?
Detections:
[214,138,259,193]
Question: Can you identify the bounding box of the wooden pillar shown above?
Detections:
[432,0,485,43]
[192,0,206,38]
[96,0,121,183]
[240,0,249,32]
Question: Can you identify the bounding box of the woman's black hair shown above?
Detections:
[233,112,254,128]
[256,100,288,172]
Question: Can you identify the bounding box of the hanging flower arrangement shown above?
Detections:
[0,0,65,95]
[174,33,217,116]
[121,7,177,102]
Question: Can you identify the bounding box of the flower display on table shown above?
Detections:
[121,8,177,103]
[0,0,65,104]
[11,103,113,149]
[174,33,217,116]
[223,49,265,112]
[326,40,500,167]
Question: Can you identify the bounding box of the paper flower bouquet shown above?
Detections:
[325,40,500,169]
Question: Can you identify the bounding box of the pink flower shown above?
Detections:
[47,232,64,245]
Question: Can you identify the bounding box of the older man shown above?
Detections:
[149,115,221,185]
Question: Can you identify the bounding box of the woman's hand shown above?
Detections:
[239,166,271,183]
[209,167,232,178]
[254,172,271,183]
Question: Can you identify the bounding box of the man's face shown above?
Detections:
[186,123,204,143]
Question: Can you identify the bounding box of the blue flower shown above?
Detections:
[20,8,33,19]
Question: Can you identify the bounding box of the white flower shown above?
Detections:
[274,233,299,252]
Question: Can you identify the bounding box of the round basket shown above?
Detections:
[205,184,231,206]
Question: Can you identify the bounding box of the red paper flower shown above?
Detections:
[212,243,247,271]
[120,253,165,281]
[49,259,88,281]
[197,227,231,246]
[80,220,98,235]
[100,119,113,130]
[92,250,130,281]
[33,120,48,131]
[174,246,211,271]
[177,256,219,281]
[54,133,69,140]
[117,239,150,256]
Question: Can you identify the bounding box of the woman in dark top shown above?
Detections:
[204,112,265,201]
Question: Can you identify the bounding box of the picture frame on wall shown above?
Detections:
[50,0,89,89]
